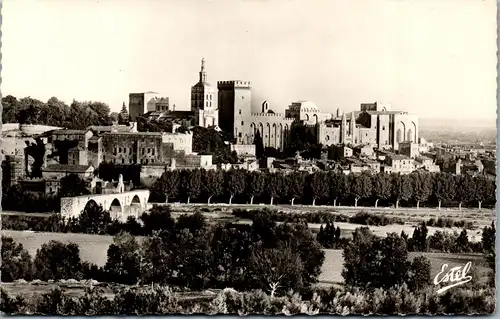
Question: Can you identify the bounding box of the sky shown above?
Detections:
[2,0,497,126]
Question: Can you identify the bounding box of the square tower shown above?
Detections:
[217,81,252,144]
[129,92,168,120]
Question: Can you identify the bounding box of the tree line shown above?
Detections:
[3,204,492,255]
[152,169,496,209]
[2,95,120,129]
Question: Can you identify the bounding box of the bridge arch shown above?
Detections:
[110,198,122,213]
[82,199,99,214]
[131,195,141,207]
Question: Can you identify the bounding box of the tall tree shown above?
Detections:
[140,205,175,235]
[246,246,304,297]
[179,169,202,204]
[202,169,224,204]
[225,169,246,204]
[40,97,69,127]
[411,172,433,210]
[328,172,348,207]
[307,171,329,206]
[266,172,286,205]
[287,171,307,205]
[118,102,129,124]
[77,201,112,235]
[156,170,180,203]
[349,172,372,207]
[18,97,44,124]
[372,173,392,208]
[1,236,33,282]
[433,173,456,210]
[455,174,475,211]
[253,130,265,159]
[245,171,265,204]
[2,95,19,123]
[474,176,495,210]
[33,241,83,281]
[391,174,413,209]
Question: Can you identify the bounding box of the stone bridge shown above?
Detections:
[60,190,150,221]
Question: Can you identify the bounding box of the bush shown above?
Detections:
[140,205,175,235]
[428,217,473,230]
[349,211,404,226]
[406,256,431,291]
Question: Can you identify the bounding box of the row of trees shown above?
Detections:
[152,169,496,208]
[2,95,119,129]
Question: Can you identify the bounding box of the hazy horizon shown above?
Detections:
[2,0,497,122]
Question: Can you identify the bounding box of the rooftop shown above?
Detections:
[52,129,89,135]
[103,131,163,136]
[390,154,411,160]
[68,146,86,152]
[42,164,93,173]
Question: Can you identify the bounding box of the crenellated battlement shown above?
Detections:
[217,80,252,88]
[250,113,295,121]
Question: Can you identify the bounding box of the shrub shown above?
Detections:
[140,205,175,235]
[0,285,496,315]
[349,211,404,226]
[406,256,431,291]
[0,288,29,315]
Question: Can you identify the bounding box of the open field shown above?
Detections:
[1,230,120,267]
[2,230,490,288]
[161,203,496,230]
[1,281,219,301]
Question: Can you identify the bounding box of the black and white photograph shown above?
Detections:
[0,0,497,316]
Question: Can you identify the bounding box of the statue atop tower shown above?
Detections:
[199,58,207,83]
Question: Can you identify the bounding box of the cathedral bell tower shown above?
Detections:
[191,58,218,127]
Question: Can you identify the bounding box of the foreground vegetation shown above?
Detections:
[1,284,495,315]
[1,221,495,315]
[2,204,495,315]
